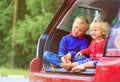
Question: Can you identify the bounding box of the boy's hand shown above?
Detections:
[65,53,71,60]
[75,51,82,58]
[61,56,66,63]
[61,53,71,63]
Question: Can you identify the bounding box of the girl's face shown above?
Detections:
[90,26,103,41]
[72,20,86,37]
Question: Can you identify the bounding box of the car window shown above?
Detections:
[105,21,120,57]
[64,7,97,32]
[57,6,99,34]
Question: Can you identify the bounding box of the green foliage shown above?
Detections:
[26,0,42,15]
[0,0,13,66]
[0,0,62,69]
[26,0,62,16]
[13,13,53,68]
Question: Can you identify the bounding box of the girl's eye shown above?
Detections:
[75,26,78,29]
[92,29,97,31]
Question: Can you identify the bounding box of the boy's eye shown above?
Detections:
[74,26,84,32]
[79,29,82,32]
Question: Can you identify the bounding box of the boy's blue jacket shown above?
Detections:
[58,34,88,58]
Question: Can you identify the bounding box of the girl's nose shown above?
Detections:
[75,29,79,32]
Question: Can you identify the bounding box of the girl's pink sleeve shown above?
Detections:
[81,47,90,55]
[81,40,94,55]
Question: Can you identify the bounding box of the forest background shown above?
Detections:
[0,0,62,70]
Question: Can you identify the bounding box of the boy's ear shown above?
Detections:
[83,32,86,35]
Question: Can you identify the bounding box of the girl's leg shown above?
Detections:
[72,61,95,72]
[62,62,78,70]
[62,57,91,70]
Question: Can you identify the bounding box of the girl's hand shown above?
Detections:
[75,52,82,58]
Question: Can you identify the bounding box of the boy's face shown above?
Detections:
[72,20,86,37]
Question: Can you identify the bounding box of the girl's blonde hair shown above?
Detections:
[74,16,89,31]
[90,21,110,39]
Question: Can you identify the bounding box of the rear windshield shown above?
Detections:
[64,7,98,32]
[104,21,120,57]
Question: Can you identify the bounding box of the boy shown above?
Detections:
[43,16,89,68]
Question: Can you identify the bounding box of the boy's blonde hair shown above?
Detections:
[73,16,89,31]
[90,21,110,39]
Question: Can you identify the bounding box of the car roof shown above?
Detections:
[74,0,120,23]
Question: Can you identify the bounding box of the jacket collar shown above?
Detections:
[69,32,83,39]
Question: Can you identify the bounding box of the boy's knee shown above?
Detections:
[43,51,50,59]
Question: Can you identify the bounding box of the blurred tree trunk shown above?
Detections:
[11,0,18,69]
[41,0,45,14]
[18,0,29,20]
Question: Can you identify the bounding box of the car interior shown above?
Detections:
[43,6,96,74]
[42,0,120,75]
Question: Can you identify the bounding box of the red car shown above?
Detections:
[29,0,120,82]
